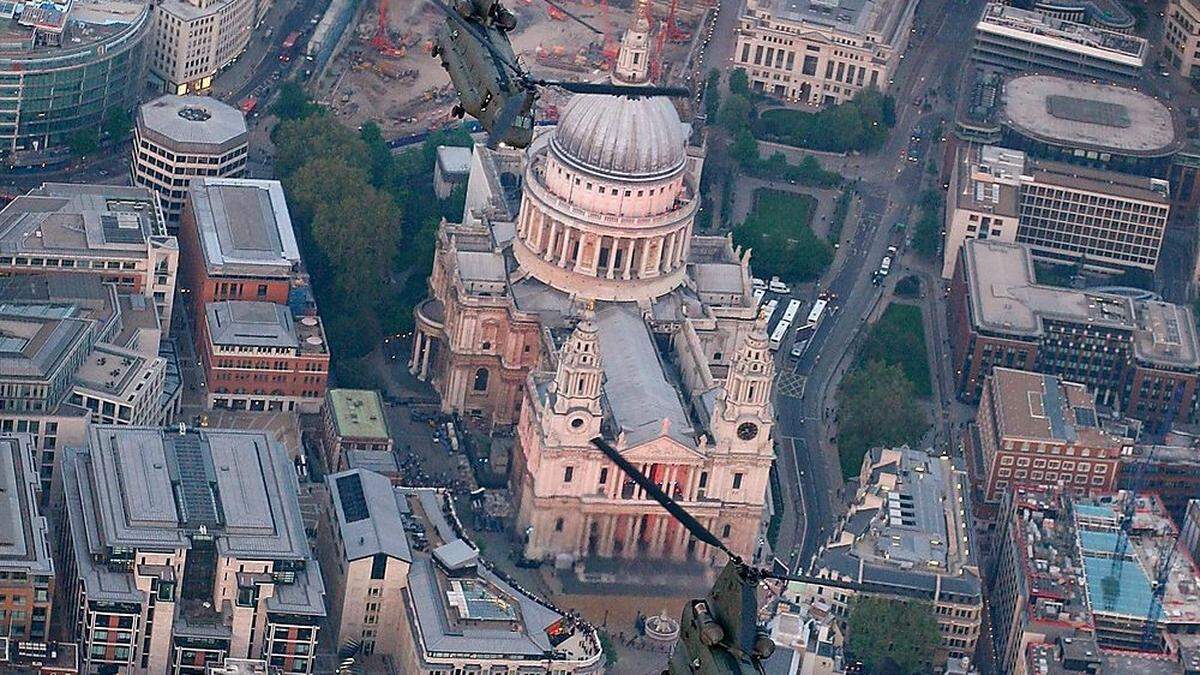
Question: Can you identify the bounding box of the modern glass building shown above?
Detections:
[0,1,151,165]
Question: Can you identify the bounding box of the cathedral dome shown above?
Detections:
[551,93,688,180]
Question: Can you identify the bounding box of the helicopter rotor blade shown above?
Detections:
[539,0,602,33]
[544,80,691,98]
[427,0,527,79]
[590,437,739,561]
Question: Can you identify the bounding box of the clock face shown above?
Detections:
[737,422,758,441]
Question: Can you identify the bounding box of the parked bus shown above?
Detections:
[758,298,779,326]
[790,298,829,358]
[769,320,791,351]
[280,31,301,61]
[781,299,802,325]
[752,288,765,308]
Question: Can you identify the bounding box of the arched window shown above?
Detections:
[473,368,489,392]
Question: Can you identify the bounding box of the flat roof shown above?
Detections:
[1002,75,1177,156]
[327,389,389,440]
[0,183,170,259]
[187,178,301,279]
[963,240,1200,369]
[0,0,149,57]
[758,0,912,45]
[436,146,472,175]
[0,435,53,577]
[72,342,163,402]
[987,368,1126,450]
[976,3,1147,62]
[206,300,297,349]
[61,426,324,612]
[0,309,91,382]
[137,95,248,153]
[327,469,411,563]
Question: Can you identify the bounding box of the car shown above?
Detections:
[887,245,898,255]
[768,277,791,294]
[790,343,805,358]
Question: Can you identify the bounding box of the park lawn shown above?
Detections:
[859,303,932,397]
[733,189,831,283]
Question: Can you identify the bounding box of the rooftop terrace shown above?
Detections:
[327,389,389,441]
[0,183,169,258]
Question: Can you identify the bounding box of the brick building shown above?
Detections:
[973,368,1129,504]
[950,239,1200,429]
[178,178,328,412]
[321,389,392,473]
[0,435,55,653]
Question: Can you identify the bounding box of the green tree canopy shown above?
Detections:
[729,128,759,166]
[912,189,943,260]
[754,88,895,153]
[729,68,750,97]
[836,360,927,477]
[272,81,321,121]
[846,596,939,675]
[733,190,830,282]
[103,107,132,139]
[274,116,368,178]
[68,128,98,157]
[719,94,753,134]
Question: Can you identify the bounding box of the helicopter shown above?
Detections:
[590,436,888,674]
[428,0,691,148]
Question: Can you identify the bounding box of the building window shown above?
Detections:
[733,473,743,490]
[257,284,268,298]
[554,517,564,531]
[599,467,608,485]
[563,466,574,483]
[472,368,489,392]
[722,524,731,538]
[370,554,387,580]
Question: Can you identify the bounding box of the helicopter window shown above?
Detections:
[625,190,631,197]
[637,190,644,197]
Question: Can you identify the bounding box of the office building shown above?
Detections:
[796,447,982,668]
[990,488,1200,671]
[0,0,150,166]
[197,300,328,413]
[949,239,1200,428]
[943,144,1170,278]
[0,184,179,330]
[322,390,392,473]
[972,3,1146,81]
[973,368,1129,504]
[319,472,604,672]
[1029,0,1135,32]
[732,0,916,105]
[149,0,269,96]
[132,96,249,226]
[59,426,326,674]
[1167,0,1200,80]
[0,435,55,653]
[178,178,328,412]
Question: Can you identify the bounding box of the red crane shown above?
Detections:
[371,1,405,57]
[665,0,690,42]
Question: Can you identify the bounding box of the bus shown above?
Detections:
[758,299,779,326]
[790,298,829,358]
[280,31,301,61]
[781,299,802,325]
[752,288,765,308]
[769,320,791,351]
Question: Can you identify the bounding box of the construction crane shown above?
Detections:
[1102,447,1155,610]
[665,0,691,42]
[1143,535,1178,650]
[371,1,406,57]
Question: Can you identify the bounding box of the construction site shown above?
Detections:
[314,0,711,136]
[991,487,1200,673]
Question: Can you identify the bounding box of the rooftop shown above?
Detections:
[61,426,324,613]
[0,436,53,577]
[750,0,913,46]
[0,183,170,258]
[72,342,163,402]
[326,389,389,441]
[0,0,149,58]
[1001,75,1177,156]
[811,447,980,600]
[962,240,1200,369]
[436,146,472,176]
[137,95,248,153]
[205,300,327,355]
[976,3,1147,63]
[0,305,92,383]
[986,368,1128,451]
[327,469,411,563]
[187,178,301,279]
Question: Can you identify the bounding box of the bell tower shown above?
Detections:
[614,0,651,84]
[711,320,775,453]
[546,316,604,440]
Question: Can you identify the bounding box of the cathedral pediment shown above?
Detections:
[618,434,705,465]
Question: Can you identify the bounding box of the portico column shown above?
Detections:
[623,239,636,279]
[664,232,677,272]
[590,233,602,273]
[408,331,422,371]
[558,227,572,267]
[650,237,665,275]
[419,336,432,380]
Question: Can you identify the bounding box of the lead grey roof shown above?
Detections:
[206,300,298,349]
[0,436,53,576]
[436,146,472,175]
[594,302,694,447]
[327,469,412,563]
[552,94,688,180]
[188,178,301,278]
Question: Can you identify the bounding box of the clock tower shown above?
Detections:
[711,321,775,455]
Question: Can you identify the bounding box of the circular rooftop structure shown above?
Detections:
[1001,75,1179,157]
[551,93,688,180]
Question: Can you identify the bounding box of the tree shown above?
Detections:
[102,107,132,139]
[68,128,98,157]
[835,360,927,477]
[272,81,320,121]
[728,68,750,97]
[729,128,759,166]
[719,94,753,134]
[704,69,721,121]
[274,116,368,178]
[912,190,943,260]
[846,596,938,674]
[359,121,394,188]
